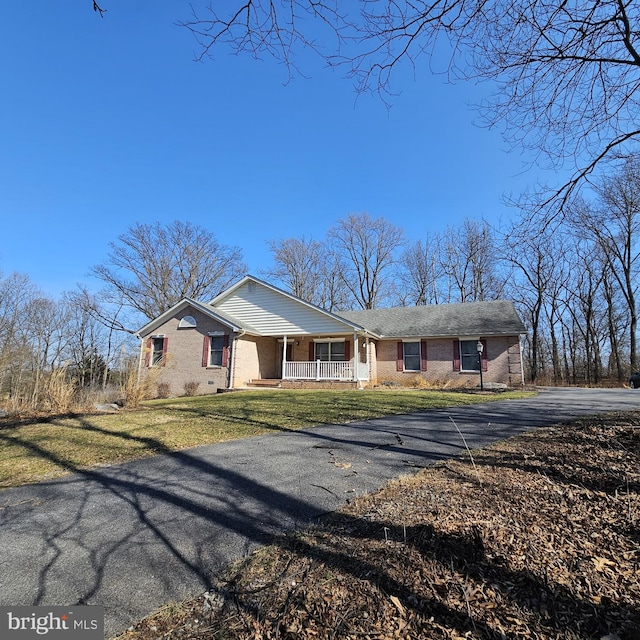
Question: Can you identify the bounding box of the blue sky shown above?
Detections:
[1,2,556,297]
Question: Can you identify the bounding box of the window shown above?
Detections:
[460,340,481,371]
[203,334,229,368]
[314,340,346,361]
[209,336,225,366]
[403,342,421,371]
[151,337,165,366]
[396,340,427,372]
[178,315,197,328]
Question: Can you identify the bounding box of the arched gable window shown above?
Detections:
[178,315,197,328]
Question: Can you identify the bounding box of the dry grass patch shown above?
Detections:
[117,411,640,640]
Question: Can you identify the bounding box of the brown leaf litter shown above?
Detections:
[116,411,640,640]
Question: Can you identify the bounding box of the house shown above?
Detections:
[136,275,526,395]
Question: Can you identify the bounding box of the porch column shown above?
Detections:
[353,332,358,382]
[281,335,287,379]
[365,336,370,379]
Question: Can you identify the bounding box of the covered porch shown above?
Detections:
[276,333,371,384]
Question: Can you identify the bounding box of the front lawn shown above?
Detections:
[0,389,531,489]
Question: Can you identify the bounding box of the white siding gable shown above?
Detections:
[213,280,354,336]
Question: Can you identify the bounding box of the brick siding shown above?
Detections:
[373,336,522,388]
[141,308,234,397]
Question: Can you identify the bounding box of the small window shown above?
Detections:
[178,315,197,328]
[209,336,225,366]
[403,342,421,371]
[460,340,481,371]
[151,337,165,366]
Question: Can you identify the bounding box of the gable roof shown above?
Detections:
[136,298,245,338]
[137,277,525,341]
[338,300,526,339]
[209,275,367,337]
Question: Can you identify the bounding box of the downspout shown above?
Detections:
[228,330,245,389]
[519,334,526,387]
[136,335,144,385]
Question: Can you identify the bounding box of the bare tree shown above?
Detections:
[327,213,405,310]
[0,272,40,402]
[177,1,640,205]
[64,288,132,388]
[264,236,351,311]
[602,261,629,381]
[25,297,73,406]
[503,219,571,383]
[561,239,608,385]
[92,220,247,320]
[316,254,353,312]
[264,237,325,304]
[397,236,443,305]
[569,157,640,371]
[440,219,504,303]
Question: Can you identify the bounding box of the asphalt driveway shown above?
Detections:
[1,387,638,636]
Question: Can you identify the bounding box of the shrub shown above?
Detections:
[183,381,200,397]
[409,375,430,389]
[119,357,159,408]
[157,382,171,399]
[42,366,77,413]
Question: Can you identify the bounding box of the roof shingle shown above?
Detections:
[338,301,526,338]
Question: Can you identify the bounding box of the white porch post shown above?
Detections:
[282,335,287,379]
[365,335,370,379]
[353,332,358,382]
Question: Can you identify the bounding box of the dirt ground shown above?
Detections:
[116,411,640,640]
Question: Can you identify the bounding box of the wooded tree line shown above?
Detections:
[0,275,129,412]
[263,159,640,387]
[2,157,639,412]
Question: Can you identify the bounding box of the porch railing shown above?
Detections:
[284,360,355,381]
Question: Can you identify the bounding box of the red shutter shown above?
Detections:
[453,340,461,371]
[396,342,404,371]
[344,340,351,362]
[161,337,168,367]
[420,339,428,371]
[309,341,315,360]
[144,338,152,367]
[481,339,488,372]
[202,336,210,367]
[222,335,230,367]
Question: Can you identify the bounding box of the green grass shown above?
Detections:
[0,389,533,490]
